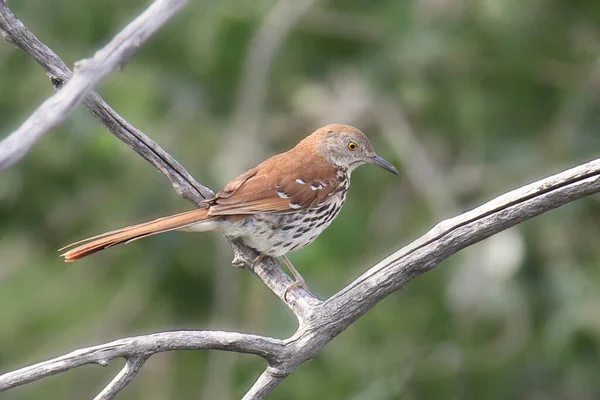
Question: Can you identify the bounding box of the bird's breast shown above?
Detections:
[223,190,348,257]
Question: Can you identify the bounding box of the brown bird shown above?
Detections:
[60,124,399,294]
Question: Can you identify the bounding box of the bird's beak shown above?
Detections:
[368,154,399,175]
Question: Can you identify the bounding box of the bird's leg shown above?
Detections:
[280,255,311,300]
[250,254,312,300]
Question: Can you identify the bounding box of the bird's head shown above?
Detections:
[303,124,399,175]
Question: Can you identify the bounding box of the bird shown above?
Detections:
[60,124,399,295]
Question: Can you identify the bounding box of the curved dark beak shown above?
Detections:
[369,154,399,175]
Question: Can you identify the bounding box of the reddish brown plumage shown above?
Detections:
[211,145,338,215]
[60,124,398,268]
[60,208,212,261]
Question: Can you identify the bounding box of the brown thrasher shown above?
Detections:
[60,124,398,293]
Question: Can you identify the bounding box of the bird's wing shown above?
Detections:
[208,149,339,216]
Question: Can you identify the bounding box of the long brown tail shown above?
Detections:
[60,208,213,262]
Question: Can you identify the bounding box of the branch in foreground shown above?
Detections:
[0,0,212,203]
[0,0,189,171]
[0,330,284,392]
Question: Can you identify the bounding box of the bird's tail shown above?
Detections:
[59,207,215,262]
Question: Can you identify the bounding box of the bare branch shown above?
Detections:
[0,0,313,316]
[242,368,286,400]
[3,158,598,398]
[94,356,149,400]
[0,0,189,171]
[0,0,212,203]
[2,0,600,398]
[229,238,321,320]
[0,330,284,392]
[318,158,600,327]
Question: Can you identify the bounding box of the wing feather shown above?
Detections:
[208,148,338,216]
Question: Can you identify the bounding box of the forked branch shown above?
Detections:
[2,157,598,399]
[0,331,285,393]
[1,1,600,399]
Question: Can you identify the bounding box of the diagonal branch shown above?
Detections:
[318,158,600,327]
[0,0,212,202]
[0,0,318,316]
[0,0,190,172]
[235,159,600,395]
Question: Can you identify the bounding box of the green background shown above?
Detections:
[1,0,600,398]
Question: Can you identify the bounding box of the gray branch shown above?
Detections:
[242,369,286,400]
[94,356,149,400]
[0,0,212,203]
[0,330,284,392]
[2,1,600,399]
[2,158,599,398]
[319,158,600,328]
[0,0,191,173]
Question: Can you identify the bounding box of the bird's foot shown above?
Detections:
[250,253,279,273]
[251,254,268,272]
[283,277,313,302]
[279,254,313,302]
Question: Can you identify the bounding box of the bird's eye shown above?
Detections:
[348,141,358,151]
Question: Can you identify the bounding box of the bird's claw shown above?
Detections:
[284,278,310,302]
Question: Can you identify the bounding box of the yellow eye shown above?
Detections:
[348,141,358,151]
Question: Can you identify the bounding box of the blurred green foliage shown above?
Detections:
[1,0,600,398]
